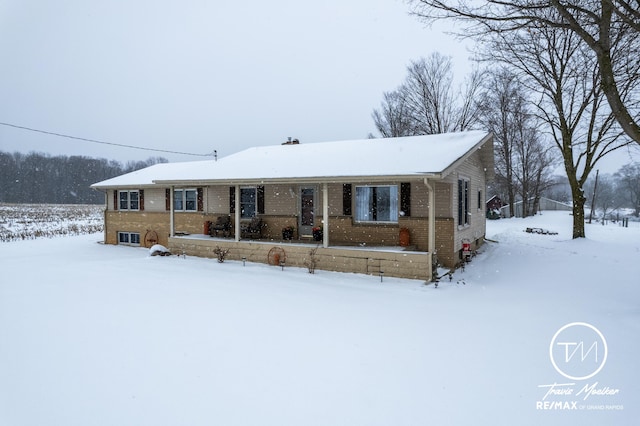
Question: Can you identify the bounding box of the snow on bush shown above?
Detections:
[149,244,171,256]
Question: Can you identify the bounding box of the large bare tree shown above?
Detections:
[372,53,483,137]
[481,12,632,237]
[408,0,640,145]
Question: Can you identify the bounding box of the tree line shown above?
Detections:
[0,151,167,204]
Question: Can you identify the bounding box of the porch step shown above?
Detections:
[366,258,382,275]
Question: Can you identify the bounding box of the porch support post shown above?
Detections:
[322,182,329,248]
[424,178,435,280]
[234,184,241,241]
[169,186,175,237]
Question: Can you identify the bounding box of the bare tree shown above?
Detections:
[585,173,621,221]
[478,68,557,218]
[480,11,632,237]
[372,90,414,138]
[372,53,484,137]
[513,125,558,217]
[407,0,640,145]
[614,162,640,215]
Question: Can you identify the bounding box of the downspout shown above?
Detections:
[424,178,435,281]
[169,186,175,237]
[322,183,329,248]
[234,184,241,241]
[103,190,108,244]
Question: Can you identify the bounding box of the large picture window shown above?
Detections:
[355,185,398,223]
[174,189,197,212]
[118,190,139,210]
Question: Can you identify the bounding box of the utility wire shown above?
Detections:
[0,121,213,157]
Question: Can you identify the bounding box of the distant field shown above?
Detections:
[0,203,104,242]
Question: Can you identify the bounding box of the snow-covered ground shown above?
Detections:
[0,203,103,242]
[1,212,638,425]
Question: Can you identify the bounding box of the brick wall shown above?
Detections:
[168,236,432,280]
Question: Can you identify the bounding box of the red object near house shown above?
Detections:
[399,228,410,247]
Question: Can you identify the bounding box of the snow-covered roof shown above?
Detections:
[91,131,492,188]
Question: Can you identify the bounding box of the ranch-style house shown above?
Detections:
[91,131,494,280]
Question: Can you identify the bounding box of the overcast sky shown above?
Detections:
[1,0,636,173]
[0,0,476,164]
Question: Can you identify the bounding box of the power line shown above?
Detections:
[0,121,213,157]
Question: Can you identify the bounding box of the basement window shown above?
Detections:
[118,231,141,246]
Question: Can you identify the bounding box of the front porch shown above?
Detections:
[168,234,432,280]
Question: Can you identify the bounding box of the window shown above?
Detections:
[118,231,140,246]
[240,187,257,218]
[230,186,264,217]
[458,179,470,226]
[174,189,197,211]
[355,185,398,223]
[478,189,483,210]
[118,190,139,210]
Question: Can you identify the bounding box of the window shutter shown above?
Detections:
[229,186,235,213]
[113,190,118,211]
[342,184,352,216]
[139,190,145,211]
[400,182,411,217]
[197,188,204,211]
[165,188,170,211]
[257,186,265,214]
[457,179,463,225]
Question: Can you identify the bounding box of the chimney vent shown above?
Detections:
[282,138,300,145]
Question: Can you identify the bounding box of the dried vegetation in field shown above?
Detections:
[0,203,104,242]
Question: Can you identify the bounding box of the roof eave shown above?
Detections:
[153,173,442,187]
[440,132,494,179]
[90,183,159,190]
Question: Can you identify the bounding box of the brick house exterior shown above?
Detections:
[92,131,494,280]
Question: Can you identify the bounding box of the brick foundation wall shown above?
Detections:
[168,236,432,280]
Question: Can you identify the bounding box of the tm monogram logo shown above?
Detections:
[549,322,608,380]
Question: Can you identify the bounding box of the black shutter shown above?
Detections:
[457,179,463,225]
[400,182,411,217]
[139,189,145,211]
[113,190,118,211]
[342,184,352,216]
[229,186,235,213]
[165,188,170,211]
[257,186,265,214]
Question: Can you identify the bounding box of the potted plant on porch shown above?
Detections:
[282,225,295,240]
[312,225,323,241]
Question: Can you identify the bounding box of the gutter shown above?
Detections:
[152,173,442,187]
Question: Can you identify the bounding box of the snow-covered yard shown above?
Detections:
[1,212,638,425]
[0,203,103,242]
